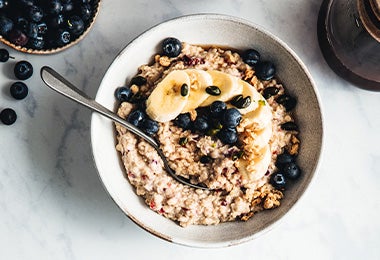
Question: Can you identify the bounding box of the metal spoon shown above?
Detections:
[40,66,209,190]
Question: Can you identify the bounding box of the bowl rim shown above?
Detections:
[0,0,102,55]
[90,13,324,248]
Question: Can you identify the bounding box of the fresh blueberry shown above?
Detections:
[242,49,260,66]
[47,0,63,15]
[0,0,9,9]
[127,109,145,127]
[61,0,74,12]
[130,75,147,86]
[14,15,29,32]
[0,108,17,125]
[0,16,14,35]
[8,29,29,46]
[14,60,33,80]
[0,48,10,62]
[174,113,192,129]
[193,115,209,132]
[28,37,44,49]
[27,5,44,22]
[276,153,295,167]
[37,22,48,34]
[256,61,276,81]
[55,29,70,46]
[276,94,297,111]
[218,127,238,145]
[221,108,242,128]
[49,14,65,28]
[66,15,84,35]
[79,4,92,21]
[26,22,39,38]
[10,82,29,100]
[162,37,182,57]
[270,172,286,190]
[210,101,227,118]
[114,86,132,102]
[140,118,159,135]
[282,162,301,180]
[16,0,35,7]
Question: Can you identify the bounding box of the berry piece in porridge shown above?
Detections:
[127,109,145,127]
[255,61,276,81]
[282,162,301,180]
[174,113,192,129]
[270,172,286,190]
[218,127,238,144]
[162,37,182,57]
[115,86,133,102]
[242,49,261,66]
[221,108,241,128]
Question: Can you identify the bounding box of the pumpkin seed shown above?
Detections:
[179,137,188,146]
[281,122,298,131]
[181,83,189,96]
[206,86,221,96]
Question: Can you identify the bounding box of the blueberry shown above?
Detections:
[140,118,159,135]
[49,14,65,28]
[256,61,276,81]
[55,29,70,46]
[130,75,147,86]
[270,172,286,190]
[14,60,33,80]
[26,22,39,38]
[37,22,48,35]
[14,16,29,32]
[8,29,29,46]
[47,0,63,15]
[10,82,28,100]
[276,153,295,167]
[28,37,44,49]
[174,113,191,129]
[16,0,35,7]
[282,162,301,180]
[0,16,14,35]
[193,115,209,132]
[0,108,17,125]
[61,0,74,12]
[276,94,297,111]
[218,127,238,145]
[127,109,145,127]
[0,48,10,62]
[210,101,226,118]
[0,0,9,9]
[66,15,84,35]
[114,86,132,102]
[28,5,44,22]
[221,108,242,128]
[79,4,92,21]
[162,37,182,57]
[242,49,260,66]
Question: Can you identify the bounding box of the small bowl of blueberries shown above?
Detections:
[0,0,100,54]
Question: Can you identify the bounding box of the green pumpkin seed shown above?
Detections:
[181,84,189,96]
[232,150,244,161]
[206,86,221,96]
[230,95,243,106]
[237,96,251,109]
[179,137,188,146]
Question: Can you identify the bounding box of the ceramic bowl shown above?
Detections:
[0,0,101,54]
[91,14,323,247]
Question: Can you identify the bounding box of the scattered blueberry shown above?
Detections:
[193,115,209,132]
[0,48,11,62]
[270,172,286,190]
[27,5,44,23]
[210,101,226,118]
[55,29,71,46]
[140,118,159,135]
[256,61,276,81]
[218,127,238,144]
[79,4,92,21]
[242,49,260,66]
[127,109,145,127]
[115,86,132,102]
[28,36,45,49]
[282,162,301,180]
[14,60,33,80]
[221,108,242,128]
[174,113,191,129]
[14,15,29,32]
[162,37,182,57]
[0,108,17,125]
[0,0,9,9]
[10,82,28,100]
[66,15,84,35]
[26,22,39,38]
[37,22,48,34]
[47,0,63,15]
[276,94,297,111]
[276,152,295,167]
[61,0,74,13]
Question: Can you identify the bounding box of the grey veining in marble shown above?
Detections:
[0,0,379,259]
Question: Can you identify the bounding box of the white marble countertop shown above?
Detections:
[1,0,379,259]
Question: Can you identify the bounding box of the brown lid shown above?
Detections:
[358,0,380,42]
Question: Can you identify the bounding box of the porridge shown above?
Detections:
[114,38,301,227]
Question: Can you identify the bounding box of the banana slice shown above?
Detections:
[236,144,272,181]
[146,70,190,122]
[242,98,273,131]
[200,70,242,107]
[182,69,213,113]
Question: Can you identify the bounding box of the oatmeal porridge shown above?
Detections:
[114,38,301,227]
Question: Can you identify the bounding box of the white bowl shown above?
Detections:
[91,14,323,247]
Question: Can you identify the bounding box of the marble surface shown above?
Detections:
[0,0,379,259]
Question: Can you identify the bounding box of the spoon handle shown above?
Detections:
[40,66,159,149]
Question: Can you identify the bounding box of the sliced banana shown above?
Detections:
[200,70,242,107]
[242,98,272,131]
[182,69,213,113]
[236,144,272,181]
[146,70,190,122]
